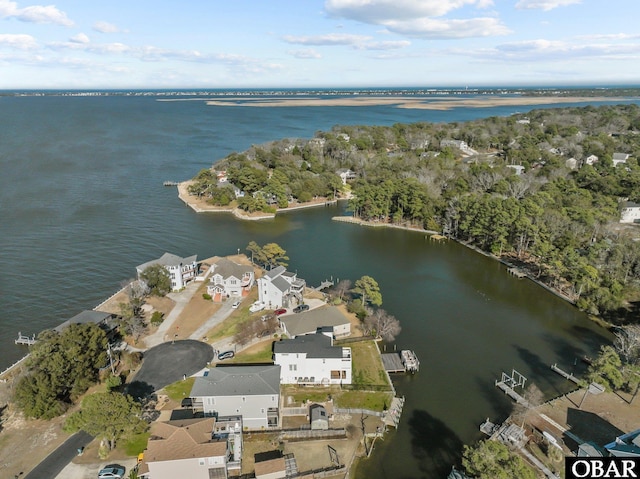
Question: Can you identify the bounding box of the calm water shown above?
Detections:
[0,93,621,477]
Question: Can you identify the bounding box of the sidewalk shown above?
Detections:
[144,282,201,348]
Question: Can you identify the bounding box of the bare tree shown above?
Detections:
[511,383,544,426]
[334,279,352,301]
[614,325,640,365]
[364,309,401,342]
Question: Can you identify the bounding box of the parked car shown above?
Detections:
[217,350,235,360]
[274,308,287,316]
[98,465,125,479]
[249,301,266,313]
[293,304,309,313]
[231,300,241,309]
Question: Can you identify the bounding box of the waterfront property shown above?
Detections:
[257,266,305,309]
[278,306,351,338]
[136,252,198,291]
[137,417,230,479]
[604,428,640,457]
[53,310,118,337]
[274,331,352,385]
[190,365,281,430]
[206,257,255,300]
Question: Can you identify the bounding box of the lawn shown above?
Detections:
[162,377,196,401]
[349,340,390,387]
[124,432,150,456]
[204,290,259,342]
[233,340,275,364]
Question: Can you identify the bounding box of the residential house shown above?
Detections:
[190,365,281,430]
[254,451,298,479]
[257,266,305,309]
[53,310,118,338]
[613,152,630,168]
[565,157,578,170]
[136,252,198,291]
[273,331,352,385]
[620,202,640,224]
[506,165,525,175]
[336,168,357,185]
[604,428,640,457]
[584,154,599,166]
[207,258,254,301]
[137,417,229,479]
[278,306,351,339]
[441,139,468,150]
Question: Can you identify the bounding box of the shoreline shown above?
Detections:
[330,216,605,325]
[177,180,338,220]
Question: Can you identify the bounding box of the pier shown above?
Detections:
[550,363,581,384]
[507,267,527,278]
[163,181,179,186]
[381,350,419,373]
[15,332,36,346]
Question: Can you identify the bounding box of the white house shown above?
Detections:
[279,306,351,339]
[506,165,525,175]
[274,331,352,385]
[565,157,578,170]
[613,152,630,168]
[257,266,305,309]
[136,252,198,291]
[336,168,356,185]
[207,257,254,301]
[584,154,599,166]
[138,417,229,479]
[190,365,281,430]
[620,202,640,224]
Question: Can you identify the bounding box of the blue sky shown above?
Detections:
[1,0,639,89]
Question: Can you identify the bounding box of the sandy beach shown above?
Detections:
[201,95,633,110]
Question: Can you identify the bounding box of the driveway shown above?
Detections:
[128,340,214,396]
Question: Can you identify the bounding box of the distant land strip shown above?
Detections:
[200,96,634,110]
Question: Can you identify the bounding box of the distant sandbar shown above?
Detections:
[202,96,633,111]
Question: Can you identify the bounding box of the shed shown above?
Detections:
[310,404,329,430]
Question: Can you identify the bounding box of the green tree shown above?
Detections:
[13,323,108,419]
[462,439,537,479]
[140,264,171,296]
[587,345,625,391]
[262,243,289,269]
[64,392,147,451]
[246,241,266,265]
[353,275,382,306]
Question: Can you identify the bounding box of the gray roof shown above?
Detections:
[274,332,343,359]
[280,306,350,337]
[264,266,286,279]
[613,152,630,160]
[190,365,281,398]
[54,310,115,332]
[271,276,291,293]
[212,258,252,279]
[136,252,197,272]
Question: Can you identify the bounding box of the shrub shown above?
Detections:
[150,311,164,326]
[202,293,212,301]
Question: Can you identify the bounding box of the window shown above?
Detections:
[342,370,347,379]
[289,364,297,371]
[199,458,205,466]
[331,370,341,379]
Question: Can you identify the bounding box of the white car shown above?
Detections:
[98,465,125,479]
[231,300,241,309]
[249,301,266,313]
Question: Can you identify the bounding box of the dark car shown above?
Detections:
[293,304,309,313]
[217,350,235,360]
[274,308,287,316]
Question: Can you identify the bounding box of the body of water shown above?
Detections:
[0,92,622,477]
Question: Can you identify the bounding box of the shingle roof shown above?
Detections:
[212,257,252,279]
[265,266,286,279]
[54,310,114,332]
[271,276,291,293]
[136,252,197,271]
[190,365,281,398]
[279,306,350,337]
[274,332,343,358]
[144,417,227,463]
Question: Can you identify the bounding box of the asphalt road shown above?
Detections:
[24,431,93,479]
[130,339,214,392]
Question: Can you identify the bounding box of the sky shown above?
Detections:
[1,0,640,89]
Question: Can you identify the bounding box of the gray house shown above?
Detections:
[190,365,281,430]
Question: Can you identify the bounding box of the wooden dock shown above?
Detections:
[495,379,530,406]
[163,181,179,186]
[550,363,581,384]
[381,350,419,373]
[507,267,527,278]
[15,332,36,346]
[383,396,405,428]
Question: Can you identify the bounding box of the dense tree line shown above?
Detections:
[192,104,640,320]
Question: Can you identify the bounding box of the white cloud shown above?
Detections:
[69,33,89,44]
[287,49,323,59]
[358,40,411,50]
[0,0,73,26]
[93,21,122,34]
[386,17,510,38]
[283,33,372,46]
[325,0,494,22]
[0,32,36,49]
[515,0,581,11]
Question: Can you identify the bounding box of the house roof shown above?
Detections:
[605,428,640,457]
[54,310,115,333]
[271,276,291,293]
[190,365,281,398]
[310,404,328,421]
[274,332,343,358]
[264,266,286,279]
[144,417,227,463]
[254,457,286,477]
[279,306,350,337]
[212,257,252,280]
[613,152,630,160]
[136,252,197,272]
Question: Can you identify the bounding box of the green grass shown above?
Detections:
[124,432,150,456]
[334,390,394,412]
[233,342,275,364]
[349,340,390,387]
[163,377,195,401]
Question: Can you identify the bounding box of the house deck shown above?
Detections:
[381,353,405,373]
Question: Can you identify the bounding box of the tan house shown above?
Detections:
[138,417,229,479]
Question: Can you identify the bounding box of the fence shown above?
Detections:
[333,407,384,418]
